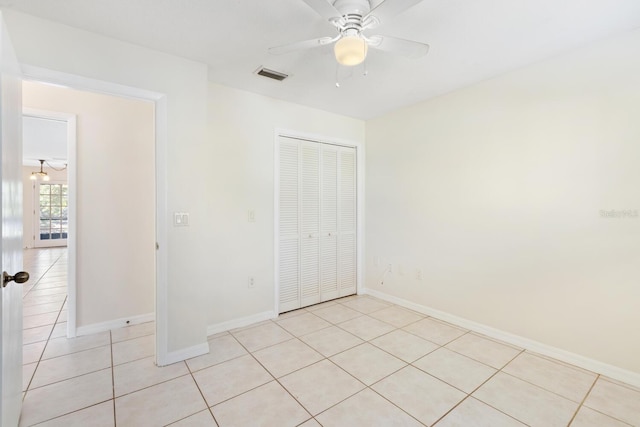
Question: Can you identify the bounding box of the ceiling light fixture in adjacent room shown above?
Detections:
[30,159,68,181]
[30,159,50,181]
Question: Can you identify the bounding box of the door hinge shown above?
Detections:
[155,242,159,250]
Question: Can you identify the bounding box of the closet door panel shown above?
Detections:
[320,147,339,300]
[279,239,300,312]
[300,143,320,306]
[320,235,338,300]
[339,233,356,295]
[338,148,357,296]
[339,149,356,233]
[278,139,301,311]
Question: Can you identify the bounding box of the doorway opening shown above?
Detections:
[22,107,76,337]
[21,80,158,351]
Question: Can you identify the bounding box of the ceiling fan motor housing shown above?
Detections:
[333,0,371,17]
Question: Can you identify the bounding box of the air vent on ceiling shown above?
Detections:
[255,67,288,81]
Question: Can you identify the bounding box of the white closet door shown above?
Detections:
[277,137,357,313]
[278,139,301,312]
[320,146,339,301]
[300,142,321,307]
[338,148,357,296]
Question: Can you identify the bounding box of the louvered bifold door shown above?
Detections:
[278,138,301,312]
[320,146,339,301]
[300,142,321,307]
[338,147,357,296]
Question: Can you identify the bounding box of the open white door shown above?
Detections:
[0,12,25,427]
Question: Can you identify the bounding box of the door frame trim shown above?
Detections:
[273,129,365,314]
[20,65,169,364]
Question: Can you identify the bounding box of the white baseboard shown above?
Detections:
[75,312,155,337]
[160,342,210,366]
[207,310,277,337]
[364,289,640,389]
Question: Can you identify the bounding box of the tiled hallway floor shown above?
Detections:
[20,248,640,426]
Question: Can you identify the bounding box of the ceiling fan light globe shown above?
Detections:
[334,35,368,66]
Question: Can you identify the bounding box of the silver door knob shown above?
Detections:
[2,271,29,288]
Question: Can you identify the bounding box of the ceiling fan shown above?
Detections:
[269,0,429,67]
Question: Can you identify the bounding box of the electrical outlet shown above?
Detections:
[248,210,256,222]
[374,256,380,267]
[248,276,255,288]
[398,264,405,276]
[416,269,423,280]
[387,263,393,273]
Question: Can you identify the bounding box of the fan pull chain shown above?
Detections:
[335,64,341,88]
[363,41,368,77]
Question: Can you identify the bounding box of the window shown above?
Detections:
[37,183,68,245]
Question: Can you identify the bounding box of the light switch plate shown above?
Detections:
[174,212,189,226]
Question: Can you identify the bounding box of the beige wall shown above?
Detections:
[22,81,155,329]
[365,29,640,375]
[206,83,365,327]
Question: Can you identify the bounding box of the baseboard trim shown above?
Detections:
[363,289,640,388]
[75,312,155,337]
[207,310,277,337]
[160,342,210,366]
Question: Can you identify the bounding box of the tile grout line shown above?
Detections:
[430,348,527,426]
[22,294,68,398]
[22,251,119,426]
[497,369,594,406]
[110,330,117,427]
[227,331,319,425]
[229,307,470,426]
[22,251,65,300]
[248,312,428,426]
[184,361,220,426]
[565,374,601,427]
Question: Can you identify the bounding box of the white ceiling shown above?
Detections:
[23,115,67,166]
[3,0,640,119]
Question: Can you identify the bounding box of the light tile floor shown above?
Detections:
[20,248,640,426]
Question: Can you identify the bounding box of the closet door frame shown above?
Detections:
[274,129,364,315]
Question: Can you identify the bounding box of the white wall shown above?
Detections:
[22,165,67,249]
[206,83,365,328]
[4,10,209,358]
[365,29,640,375]
[22,81,155,328]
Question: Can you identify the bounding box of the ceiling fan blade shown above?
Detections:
[365,0,424,24]
[269,36,336,55]
[367,35,429,58]
[301,0,342,21]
